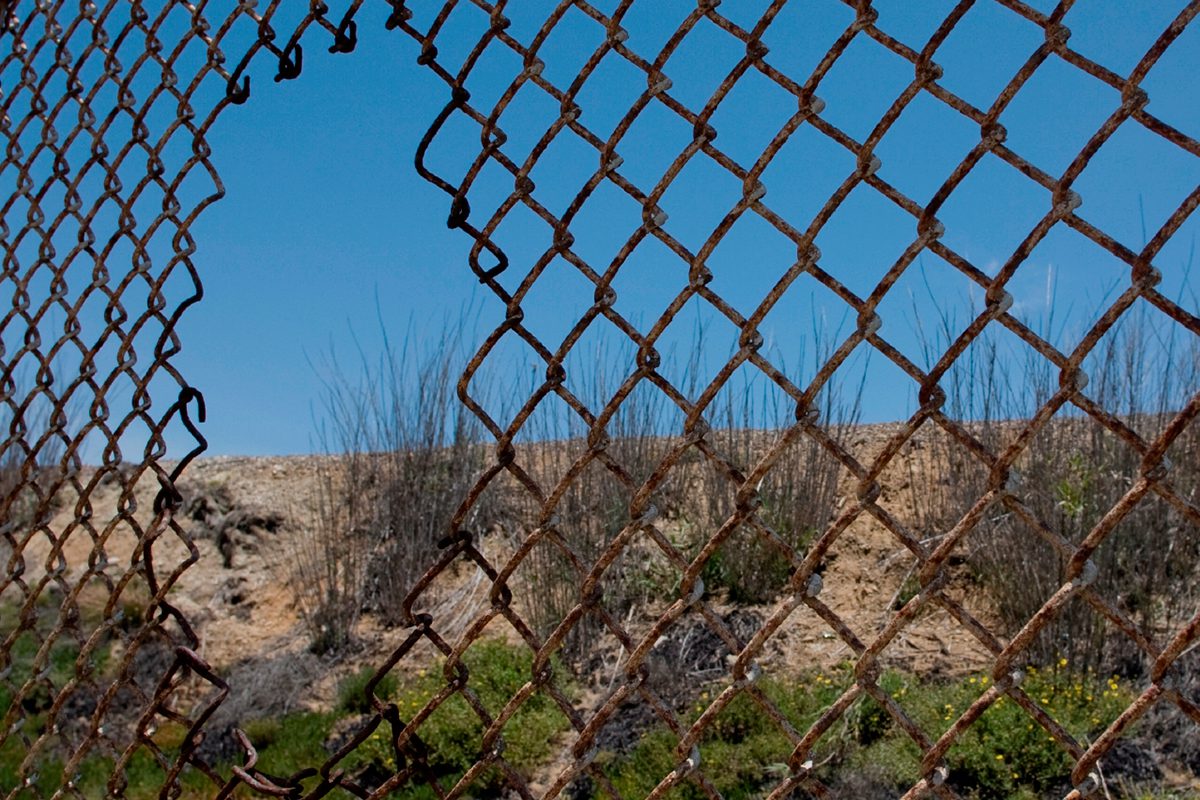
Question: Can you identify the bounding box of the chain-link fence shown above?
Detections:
[3,1,1200,798]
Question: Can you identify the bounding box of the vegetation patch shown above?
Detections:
[592,663,1136,800]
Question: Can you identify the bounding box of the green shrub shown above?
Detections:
[598,664,1134,799]
[242,717,283,749]
[337,666,398,715]
[356,640,571,795]
[859,664,1134,798]
[601,668,853,799]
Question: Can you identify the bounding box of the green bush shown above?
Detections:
[337,665,398,715]
[858,664,1134,798]
[601,668,852,799]
[598,664,1134,799]
[357,640,571,796]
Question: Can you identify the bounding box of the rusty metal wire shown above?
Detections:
[3,1,1200,798]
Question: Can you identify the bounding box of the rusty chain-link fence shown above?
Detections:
[3,0,1200,798]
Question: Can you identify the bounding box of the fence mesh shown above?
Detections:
[3,1,1200,798]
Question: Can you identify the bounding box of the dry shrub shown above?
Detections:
[290,465,367,654]
[915,301,1200,676]
[290,318,490,652]
[505,331,862,663]
[504,348,686,663]
[697,368,859,604]
[1,384,71,541]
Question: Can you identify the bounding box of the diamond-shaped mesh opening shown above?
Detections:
[706,64,798,169]
[656,153,745,255]
[933,0,1047,112]
[760,1,857,88]
[757,269,860,380]
[1087,494,1200,663]
[1007,224,1134,353]
[1078,299,1198,426]
[814,181,918,299]
[812,32,915,144]
[872,0,958,50]
[937,150,1053,268]
[875,90,983,206]
[660,15,747,113]
[1076,118,1200,253]
[527,128,606,220]
[607,234,691,335]
[492,80,567,169]
[1140,14,1200,142]
[1063,1,1190,78]
[574,46,654,141]
[652,296,742,397]
[759,119,858,231]
[464,39,526,111]
[874,253,987,370]
[613,97,699,190]
[618,0,695,60]
[709,0,774,32]
[423,0,494,74]
[566,175,648,271]
[704,210,798,320]
[537,5,610,90]
[1000,54,1125,177]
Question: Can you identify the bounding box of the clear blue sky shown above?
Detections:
[163,0,1198,457]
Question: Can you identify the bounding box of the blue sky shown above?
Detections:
[154,1,1200,456]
